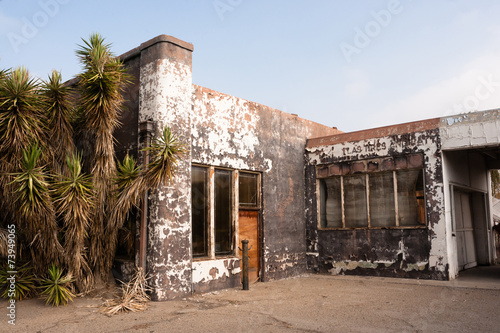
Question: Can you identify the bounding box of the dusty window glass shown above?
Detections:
[239,172,258,207]
[397,169,424,226]
[192,166,208,257]
[344,174,368,228]
[215,169,232,255]
[369,172,396,227]
[320,178,342,228]
[416,172,426,225]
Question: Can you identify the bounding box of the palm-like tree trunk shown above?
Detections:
[76,34,129,282]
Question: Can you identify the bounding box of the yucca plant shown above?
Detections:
[0,262,36,300]
[0,68,47,250]
[104,131,187,274]
[0,35,187,296]
[53,153,94,292]
[104,154,142,274]
[0,67,47,160]
[39,264,75,306]
[143,126,187,189]
[76,33,130,282]
[11,143,62,273]
[42,70,75,175]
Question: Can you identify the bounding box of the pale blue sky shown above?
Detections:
[1,0,500,132]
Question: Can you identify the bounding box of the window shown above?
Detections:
[214,170,232,255]
[192,166,208,257]
[239,172,259,207]
[318,155,426,229]
[191,166,261,258]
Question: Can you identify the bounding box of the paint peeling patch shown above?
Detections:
[328,261,379,275]
[192,258,241,294]
[445,115,468,126]
[192,258,240,284]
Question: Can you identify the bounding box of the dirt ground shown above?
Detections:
[1,274,499,333]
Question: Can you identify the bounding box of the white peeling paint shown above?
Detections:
[192,258,240,284]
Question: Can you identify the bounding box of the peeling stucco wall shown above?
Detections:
[439,110,500,278]
[192,85,339,283]
[305,125,449,280]
[440,110,500,150]
[136,36,194,301]
[192,258,241,293]
[117,34,339,298]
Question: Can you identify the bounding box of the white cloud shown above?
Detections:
[369,53,500,128]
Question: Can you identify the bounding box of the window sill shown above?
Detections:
[318,225,427,231]
[192,255,239,262]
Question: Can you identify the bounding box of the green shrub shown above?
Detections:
[0,262,36,300]
[39,264,75,306]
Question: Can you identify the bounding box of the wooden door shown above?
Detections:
[454,191,477,270]
[239,210,259,283]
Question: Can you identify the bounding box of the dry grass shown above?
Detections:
[99,267,151,316]
[0,228,7,258]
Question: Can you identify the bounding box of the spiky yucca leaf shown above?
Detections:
[104,154,142,275]
[0,67,46,159]
[39,264,75,306]
[143,126,187,189]
[76,33,130,280]
[0,69,6,82]
[42,70,75,174]
[12,143,51,220]
[53,153,94,292]
[0,262,36,300]
[0,68,47,232]
[11,143,61,273]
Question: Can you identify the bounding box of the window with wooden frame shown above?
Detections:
[317,155,426,229]
[191,166,261,258]
[238,172,260,209]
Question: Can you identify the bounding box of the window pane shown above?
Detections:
[369,172,396,227]
[344,174,368,228]
[192,166,208,257]
[239,172,258,207]
[397,169,425,226]
[320,178,342,228]
[215,170,232,255]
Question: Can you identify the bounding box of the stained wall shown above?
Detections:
[305,119,449,280]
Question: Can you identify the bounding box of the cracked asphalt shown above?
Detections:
[2,273,500,332]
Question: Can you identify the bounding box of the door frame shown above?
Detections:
[236,171,262,282]
[450,183,491,272]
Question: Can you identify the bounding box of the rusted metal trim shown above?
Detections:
[138,120,154,271]
[341,176,345,228]
[366,174,371,228]
[394,171,399,227]
[209,166,215,260]
[306,118,440,148]
[233,170,239,257]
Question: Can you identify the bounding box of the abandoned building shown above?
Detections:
[113,34,500,300]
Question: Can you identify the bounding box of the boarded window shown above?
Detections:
[192,166,208,257]
[397,169,425,226]
[215,170,232,255]
[344,174,368,228]
[369,172,396,227]
[239,172,258,207]
[320,178,342,228]
[318,160,425,229]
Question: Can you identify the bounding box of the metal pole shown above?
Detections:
[139,121,154,271]
[241,239,249,290]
